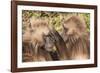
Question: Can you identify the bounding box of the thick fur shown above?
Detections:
[22,18,53,62]
[62,15,90,60]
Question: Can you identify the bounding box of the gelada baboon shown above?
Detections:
[22,18,53,62]
[62,15,90,60]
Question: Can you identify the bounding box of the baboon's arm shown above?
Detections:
[50,29,70,60]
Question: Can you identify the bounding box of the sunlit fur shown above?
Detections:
[22,18,53,62]
[62,15,90,60]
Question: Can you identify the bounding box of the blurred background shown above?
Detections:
[22,10,90,33]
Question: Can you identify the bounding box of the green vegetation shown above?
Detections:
[22,10,90,32]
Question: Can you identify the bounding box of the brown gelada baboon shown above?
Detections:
[22,17,54,62]
[22,17,62,62]
[61,15,90,60]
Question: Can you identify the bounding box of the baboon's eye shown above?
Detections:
[64,27,68,32]
[44,34,49,38]
[43,34,49,39]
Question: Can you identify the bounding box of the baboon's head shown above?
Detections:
[30,18,50,36]
[30,17,55,52]
[63,16,86,37]
[62,15,87,42]
[62,15,90,60]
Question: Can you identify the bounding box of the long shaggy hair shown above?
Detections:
[62,15,90,60]
[22,18,53,62]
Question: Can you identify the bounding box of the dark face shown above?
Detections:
[43,33,55,52]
